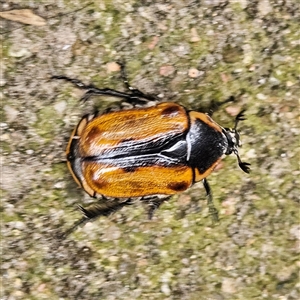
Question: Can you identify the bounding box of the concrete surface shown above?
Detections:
[1,1,299,299]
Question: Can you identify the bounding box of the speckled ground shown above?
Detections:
[1,1,299,299]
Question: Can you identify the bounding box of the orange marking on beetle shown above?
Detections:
[85,126,102,143]
[82,162,193,198]
[194,158,222,182]
[81,179,97,197]
[67,159,96,197]
[66,160,81,186]
[79,103,189,157]
[76,115,89,136]
[189,111,223,133]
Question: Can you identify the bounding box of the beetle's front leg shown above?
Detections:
[202,178,219,222]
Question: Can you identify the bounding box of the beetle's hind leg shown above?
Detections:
[202,178,219,222]
[52,72,157,105]
[117,62,158,103]
[61,198,133,238]
[51,75,138,103]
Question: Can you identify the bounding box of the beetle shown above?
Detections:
[52,65,250,236]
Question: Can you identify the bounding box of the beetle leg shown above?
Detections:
[207,96,236,116]
[147,200,162,220]
[60,199,133,238]
[118,62,157,102]
[80,88,138,103]
[232,110,251,173]
[52,74,157,104]
[202,178,219,222]
[234,149,251,174]
[143,197,171,220]
[52,75,137,102]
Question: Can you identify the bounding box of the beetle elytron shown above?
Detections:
[52,64,250,236]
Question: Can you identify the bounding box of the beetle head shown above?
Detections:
[223,110,250,174]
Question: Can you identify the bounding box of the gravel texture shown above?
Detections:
[1,1,299,299]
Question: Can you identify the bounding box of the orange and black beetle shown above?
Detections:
[52,66,250,236]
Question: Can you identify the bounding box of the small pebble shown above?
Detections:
[4,105,19,123]
[188,68,200,78]
[159,65,175,77]
[106,62,121,73]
